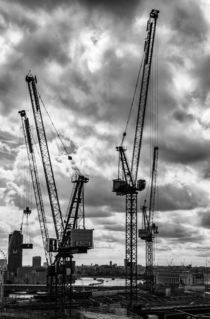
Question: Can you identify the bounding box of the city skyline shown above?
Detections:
[0,0,210,267]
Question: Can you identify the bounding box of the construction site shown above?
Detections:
[1,4,210,319]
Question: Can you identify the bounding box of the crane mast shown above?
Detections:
[25,75,64,240]
[139,146,159,291]
[55,173,92,317]
[19,110,52,265]
[113,9,159,304]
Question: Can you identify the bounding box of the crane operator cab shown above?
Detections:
[113,178,146,195]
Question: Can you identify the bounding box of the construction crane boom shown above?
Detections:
[131,9,159,184]
[61,174,89,248]
[25,75,64,240]
[19,110,52,265]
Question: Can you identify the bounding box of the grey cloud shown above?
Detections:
[172,109,194,124]
[194,246,210,258]
[79,0,141,17]
[86,176,124,213]
[192,55,210,102]
[160,135,210,165]
[103,224,124,232]
[3,181,36,210]
[19,30,70,66]
[1,4,37,32]
[95,232,123,244]
[199,210,210,229]
[158,222,204,244]
[93,218,124,232]
[3,0,72,10]
[8,0,142,19]
[0,68,27,116]
[202,163,210,180]
[171,1,208,44]
[158,184,208,212]
[87,208,113,218]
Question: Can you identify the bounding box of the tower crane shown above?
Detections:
[112,9,159,303]
[25,74,93,312]
[139,146,159,292]
[19,110,52,266]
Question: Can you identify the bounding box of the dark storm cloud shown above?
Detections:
[192,55,210,101]
[158,184,208,212]
[170,0,208,44]
[86,176,124,213]
[87,208,113,218]
[172,109,194,124]
[158,222,204,243]
[7,0,142,19]
[78,0,142,18]
[0,68,28,116]
[19,30,69,66]
[160,135,210,165]
[3,0,71,10]
[0,4,37,32]
[93,218,124,232]
[199,210,210,229]
[103,224,124,232]
[55,47,145,126]
[202,162,210,180]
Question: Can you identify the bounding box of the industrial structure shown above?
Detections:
[113,9,159,304]
[139,146,159,291]
[18,74,93,316]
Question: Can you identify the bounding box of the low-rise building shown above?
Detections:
[15,266,47,284]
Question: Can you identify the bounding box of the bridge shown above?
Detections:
[4,284,47,295]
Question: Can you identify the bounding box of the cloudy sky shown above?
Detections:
[1,0,210,267]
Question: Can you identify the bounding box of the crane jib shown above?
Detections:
[25,74,64,241]
[19,110,52,265]
[131,9,159,184]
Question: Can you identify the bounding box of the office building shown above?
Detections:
[8,230,23,277]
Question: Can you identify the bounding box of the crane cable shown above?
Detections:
[121,56,144,146]
[38,91,81,176]
[38,92,69,157]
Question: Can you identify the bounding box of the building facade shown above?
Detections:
[32,256,41,268]
[8,230,23,278]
